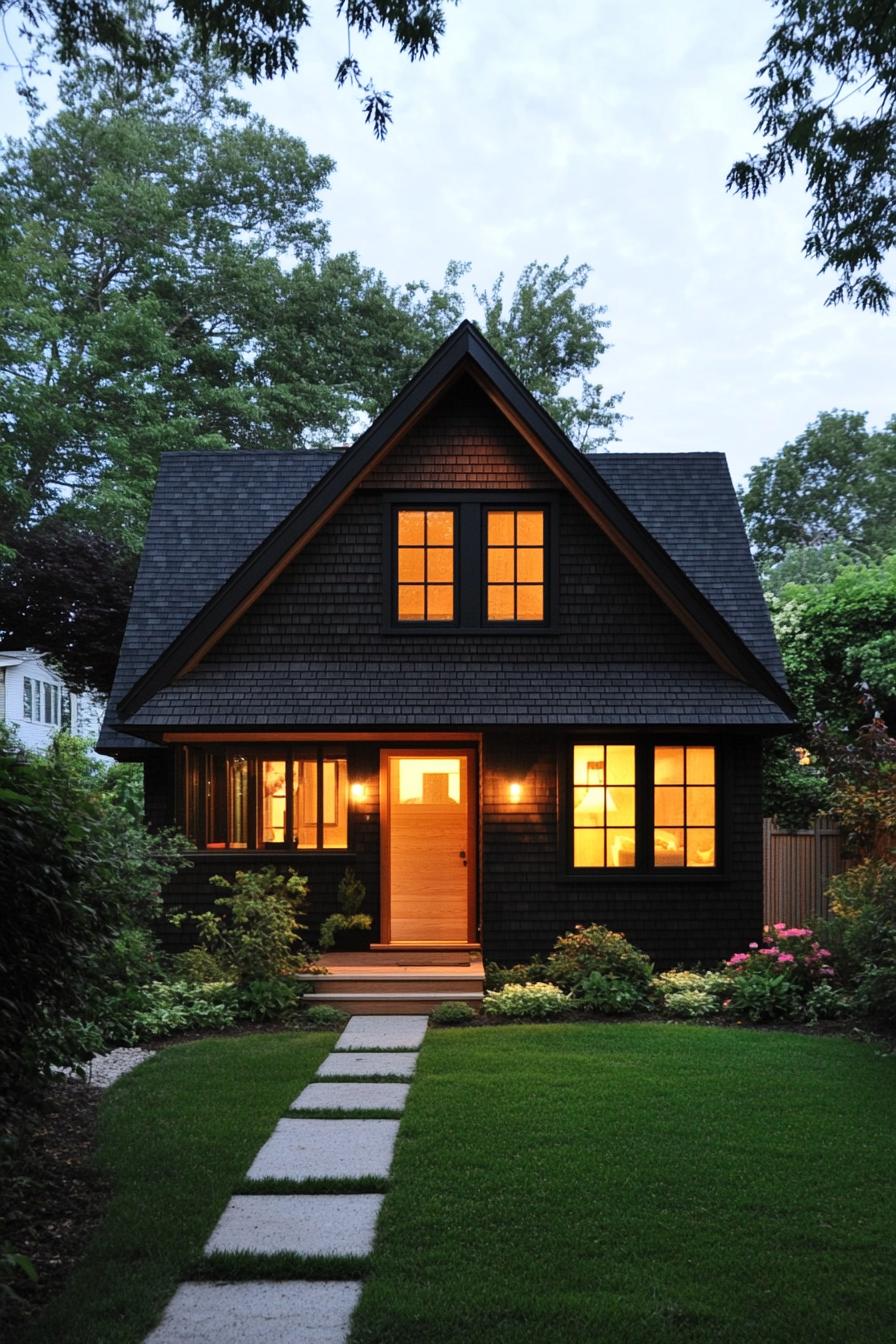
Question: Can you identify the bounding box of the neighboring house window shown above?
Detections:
[23,677,33,721]
[182,747,349,851]
[395,509,455,622]
[22,676,61,725]
[572,744,637,868]
[486,509,545,622]
[653,746,716,868]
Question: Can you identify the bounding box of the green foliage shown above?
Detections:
[741,410,896,567]
[233,978,304,1023]
[811,714,896,859]
[729,2,896,312]
[484,960,549,991]
[11,2,454,135]
[317,912,372,950]
[301,1004,349,1030]
[727,974,802,1022]
[184,867,312,983]
[827,860,896,1022]
[128,981,237,1040]
[760,736,832,828]
[0,1243,37,1304]
[663,989,718,1019]
[544,923,654,993]
[474,258,624,450]
[170,946,230,985]
[0,728,190,1115]
[802,982,852,1023]
[482,983,571,1020]
[574,972,645,1015]
[336,866,366,916]
[430,1001,475,1026]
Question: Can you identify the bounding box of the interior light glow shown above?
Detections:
[509,781,523,803]
[350,781,367,803]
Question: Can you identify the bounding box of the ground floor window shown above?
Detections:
[570,741,717,871]
[180,747,349,852]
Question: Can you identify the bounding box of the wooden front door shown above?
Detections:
[380,750,475,944]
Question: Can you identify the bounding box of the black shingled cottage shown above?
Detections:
[100,322,794,999]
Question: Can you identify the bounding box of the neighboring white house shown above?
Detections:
[0,649,106,755]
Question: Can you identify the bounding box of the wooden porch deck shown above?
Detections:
[308,949,485,1015]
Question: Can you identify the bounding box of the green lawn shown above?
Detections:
[351,1024,896,1344]
[21,1031,335,1344]
[21,1024,896,1344]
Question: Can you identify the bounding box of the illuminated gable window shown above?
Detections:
[653,746,716,867]
[572,744,636,868]
[486,509,545,621]
[396,509,455,621]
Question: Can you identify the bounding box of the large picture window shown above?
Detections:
[181,747,349,852]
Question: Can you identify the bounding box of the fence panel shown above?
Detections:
[762,814,846,928]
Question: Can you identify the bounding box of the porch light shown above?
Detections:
[350,781,367,803]
[509,781,523,803]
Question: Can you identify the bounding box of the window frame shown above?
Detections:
[482,504,548,626]
[384,492,558,633]
[178,745,351,854]
[563,738,723,877]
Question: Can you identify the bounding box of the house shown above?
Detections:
[100,322,793,1006]
[1,648,105,755]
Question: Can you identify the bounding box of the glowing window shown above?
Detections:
[486,509,545,621]
[396,509,455,621]
[572,744,636,868]
[653,746,716,867]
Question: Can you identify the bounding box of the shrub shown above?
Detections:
[575,972,645,1015]
[318,912,373,951]
[483,982,570,1019]
[727,973,802,1022]
[128,981,238,1041]
[302,1004,349,1030]
[802,982,852,1023]
[664,989,718,1019]
[0,729,190,1116]
[827,861,896,1021]
[177,867,312,983]
[430,1001,475,1026]
[170,946,230,984]
[336,867,366,916]
[545,924,653,993]
[484,960,549,991]
[234,977,303,1022]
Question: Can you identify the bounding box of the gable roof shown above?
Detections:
[102,322,793,747]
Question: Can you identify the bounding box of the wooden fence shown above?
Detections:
[762,814,847,928]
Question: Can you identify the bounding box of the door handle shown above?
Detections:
[459,850,467,865]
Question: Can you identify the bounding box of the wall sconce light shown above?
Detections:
[508,781,523,803]
[350,781,367,803]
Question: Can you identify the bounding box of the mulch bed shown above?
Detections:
[0,1078,110,1341]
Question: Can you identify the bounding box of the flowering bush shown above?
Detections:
[482,982,570,1019]
[725,924,835,991]
[544,924,653,993]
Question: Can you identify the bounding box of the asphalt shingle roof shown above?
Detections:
[100,446,789,749]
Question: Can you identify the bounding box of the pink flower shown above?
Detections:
[782,927,811,939]
[727,952,750,965]
[759,947,779,957]
[773,922,786,932]
[722,999,732,1008]
[777,953,795,964]
[818,949,831,958]
[749,942,758,950]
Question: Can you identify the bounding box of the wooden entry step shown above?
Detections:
[309,952,485,1015]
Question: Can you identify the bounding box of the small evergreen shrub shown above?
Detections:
[483,982,570,1019]
[545,924,653,993]
[575,972,645,1015]
[318,912,372,951]
[318,866,372,949]
[430,1001,475,1026]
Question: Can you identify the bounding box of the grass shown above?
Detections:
[350,1023,896,1344]
[20,1030,335,1344]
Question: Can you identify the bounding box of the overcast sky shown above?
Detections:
[4,0,895,487]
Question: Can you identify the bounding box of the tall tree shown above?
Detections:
[739,410,896,569]
[4,0,456,135]
[474,259,624,450]
[729,1,896,312]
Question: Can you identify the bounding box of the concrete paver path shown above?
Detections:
[316,1051,418,1078]
[205,1194,384,1257]
[335,1015,428,1051]
[145,1281,361,1344]
[246,1118,400,1181]
[291,1082,409,1112]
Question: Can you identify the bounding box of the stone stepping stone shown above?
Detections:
[205,1194,383,1257]
[291,1082,409,1112]
[335,1015,428,1051]
[317,1051,418,1079]
[144,1280,360,1343]
[246,1119,399,1181]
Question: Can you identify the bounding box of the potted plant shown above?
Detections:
[318,867,372,951]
